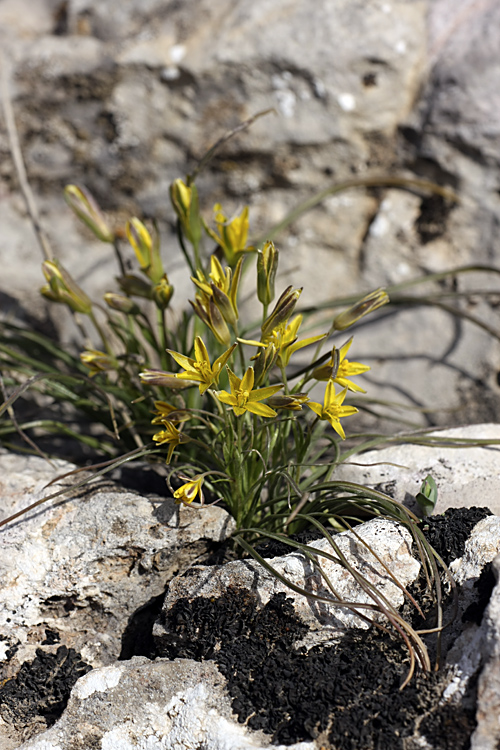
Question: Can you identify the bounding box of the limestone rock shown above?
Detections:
[334,424,500,516]
[155,518,421,648]
[15,657,314,750]
[0,451,234,745]
[470,554,500,750]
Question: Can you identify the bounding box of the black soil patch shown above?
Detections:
[419,506,492,565]
[155,587,475,749]
[154,506,492,748]
[415,193,453,244]
[0,646,91,732]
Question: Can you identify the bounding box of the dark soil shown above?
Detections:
[420,506,492,565]
[156,587,475,749]
[0,646,91,735]
[1,507,492,748]
[154,506,493,749]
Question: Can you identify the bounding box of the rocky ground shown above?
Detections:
[0,0,500,428]
[1,2,500,748]
[1,427,500,748]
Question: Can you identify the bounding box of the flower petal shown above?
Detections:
[248,384,283,402]
[216,390,237,407]
[245,402,277,418]
[240,366,255,393]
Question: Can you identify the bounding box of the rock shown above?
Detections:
[0,451,235,747]
[155,517,421,646]
[334,423,500,516]
[1,0,500,424]
[13,506,500,750]
[14,657,314,750]
[470,554,500,750]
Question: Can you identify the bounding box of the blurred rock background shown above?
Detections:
[0,0,499,431]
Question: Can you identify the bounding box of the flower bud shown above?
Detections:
[80,349,117,377]
[415,474,438,517]
[257,241,279,306]
[252,343,277,387]
[104,292,140,315]
[312,347,340,381]
[117,275,153,299]
[64,185,114,243]
[170,178,202,248]
[152,274,174,310]
[210,282,237,327]
[333,289,389,331]
[261,286,302,339]
[267,393,309,411]
[41,260,92,315]
[126,218,152,268]
[139,369,197,388]
[208,297,232,346]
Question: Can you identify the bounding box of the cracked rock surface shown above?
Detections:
[0,451,235,747]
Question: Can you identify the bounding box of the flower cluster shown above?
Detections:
[53,173,388,529]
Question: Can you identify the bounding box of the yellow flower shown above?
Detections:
[173,474,205,505]
[167,337,237,394]
[151,401,190,424]
[216,366,282,417]
[239,314,326,369]
[152,420,189,463]
[80,349,117,377]
[307,381,358,439]
[205,203,251,266]
[274,315,327,368]
[41,260,92,315]
[313,337,370,392]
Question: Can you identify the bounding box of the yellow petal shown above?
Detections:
[245,402,277,418]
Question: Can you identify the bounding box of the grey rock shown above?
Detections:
[156,518,421,647]
[0,451,234,746]
[334,424,500,516]
[470,554,500,750]
[15,657,314,750]
[1,0,500,424]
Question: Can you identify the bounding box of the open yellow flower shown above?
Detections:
[173,474,205,505]
[313,337,370,392]
[205,203,251,267]
[239,314,326,369]
[152,420,189,463]
[307,381,358,439]
[216,366,282,417]
[151,401,190,425]
[167,337,236,394]
[274,315,327,368]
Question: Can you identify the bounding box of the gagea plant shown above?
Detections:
[47,179,389,533]
[6,114,497,680]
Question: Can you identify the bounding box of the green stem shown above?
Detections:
[89,311,112,354]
